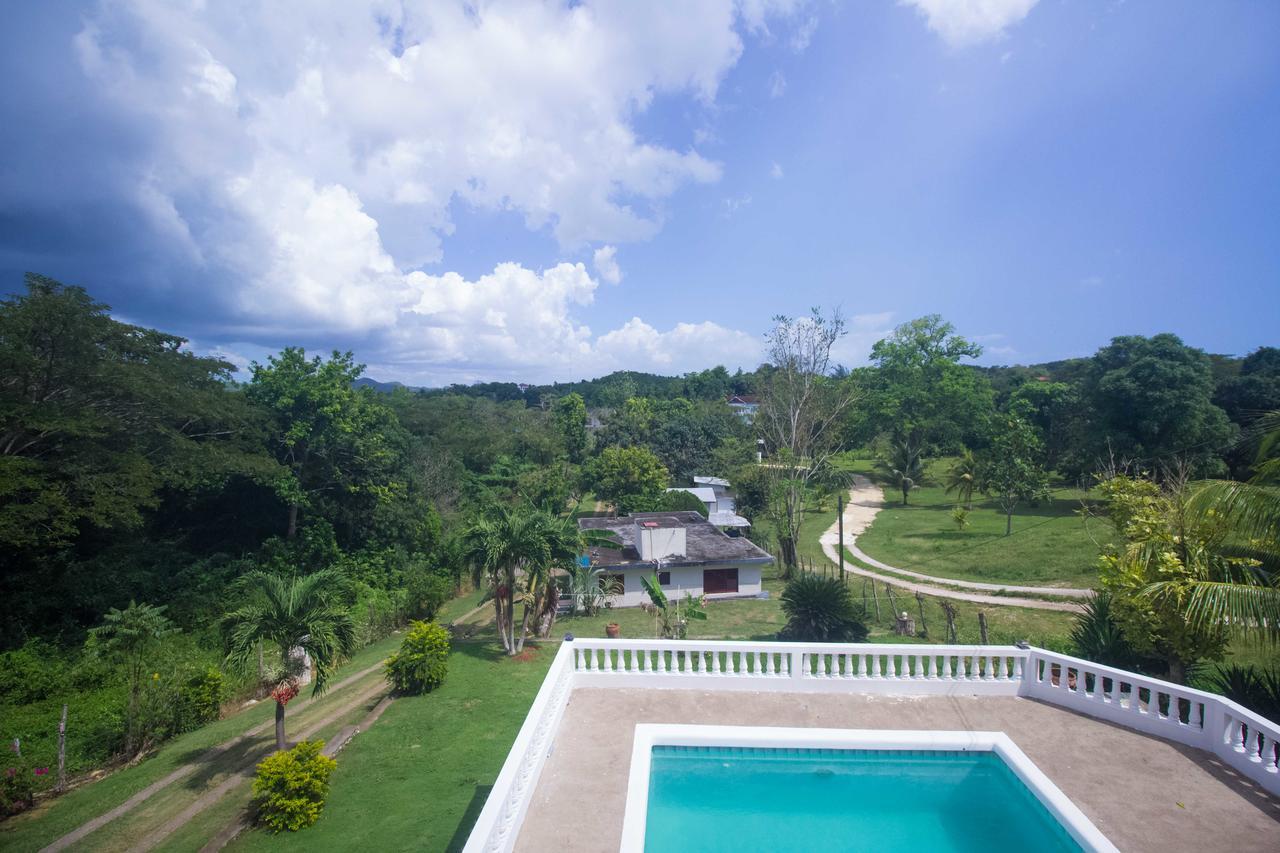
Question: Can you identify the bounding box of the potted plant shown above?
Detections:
[605,622,621,638]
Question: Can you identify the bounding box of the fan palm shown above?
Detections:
[944,448,980,510]
[224,569,356,752]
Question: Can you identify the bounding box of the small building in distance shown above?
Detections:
[578,512,771,607]
[727,394,760,422]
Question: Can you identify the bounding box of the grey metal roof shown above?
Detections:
[692,476,730,488]
[579,511,773,569]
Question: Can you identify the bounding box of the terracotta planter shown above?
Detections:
[605,623,621,639]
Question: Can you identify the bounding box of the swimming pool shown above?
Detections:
[620,726,1116,853]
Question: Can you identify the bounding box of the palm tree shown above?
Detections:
[464,504,617,653]
[224,570,356,752]
[1159,412,1280,643]
[880,438,925,505]
[944,448,980,510]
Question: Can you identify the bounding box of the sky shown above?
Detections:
[2,0,1277,385]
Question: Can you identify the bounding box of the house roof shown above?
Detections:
[579,511,772,569]
[666,486,716,504]
[727,394,759,405]
[692,476,730,488]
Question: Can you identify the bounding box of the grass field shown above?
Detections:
[228,642,556,853]
[851,458,1107,589]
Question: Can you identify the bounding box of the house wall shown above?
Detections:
[603,564,763,608]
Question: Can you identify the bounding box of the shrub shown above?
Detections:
[1,750,36,816]
[405,568,454,622]
[1201,664,1280,721]
[251,740,337,832]
[173,666,225,733]
[384,621,450,694]
[1069,593,1149,671]
[778,574,869,643]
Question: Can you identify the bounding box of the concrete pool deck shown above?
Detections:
[515,688,1280,852]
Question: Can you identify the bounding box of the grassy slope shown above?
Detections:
[229,642,555,853]
[848,457,1105,589]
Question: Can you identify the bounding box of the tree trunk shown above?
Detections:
[287,502,299,539]
[779,537,797,578]
[1166,658,1186,685]
[901,483,909,505]
[56,704,67,793]
[1005,509,1013,536]
[275,700,287,752]
[515,602,533,654]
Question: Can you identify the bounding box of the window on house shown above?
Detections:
[702,568,739,595]
[657,571,671,586]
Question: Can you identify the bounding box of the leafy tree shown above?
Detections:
[1096,474,1231,683]
[246,349,406,540]
[1068,593,1147,671]
[224,570,357,751]
[0,275,266,551]
[87,601,176,756]
[879,438,925,506]
[980,409,1050,535]
[589,445,669,515]
[656,488,710,517]
[1008,380,1078,470]
[863,315,993,453]
[944,448,981,510]
[779,574,869,642]
[756,309,859,575]
[1077,334,1235,477]
[552,393,590,463]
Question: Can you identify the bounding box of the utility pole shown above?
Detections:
[837,493,844,586]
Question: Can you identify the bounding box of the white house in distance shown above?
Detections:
[578,511,772,608]
[726,394,760,422]
[669,476,750,528]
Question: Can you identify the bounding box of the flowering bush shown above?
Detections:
[384,621,450,694]
[251,740,336,832]
[1,750,35,816]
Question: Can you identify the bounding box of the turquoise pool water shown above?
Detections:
[644,746,1082,853]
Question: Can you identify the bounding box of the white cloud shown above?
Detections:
[768,70,788,98]
[770,161,785,179]
[790,15,819,52]
[595,318,762,373]
[593,245,623,285]
[72,1,812,341]
[900,0,1039,47]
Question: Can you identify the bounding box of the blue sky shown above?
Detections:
[2,1,1277,384]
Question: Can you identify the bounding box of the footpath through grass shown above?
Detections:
[852,461,1105,589]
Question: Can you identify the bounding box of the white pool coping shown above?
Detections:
[619,725,1119,853]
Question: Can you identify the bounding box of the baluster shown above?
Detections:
[856,654,865,677]
[1013,657,1024,681]
[994,656,1006,680]
[711,650,720,674]
[1228,716,1245,752]
[574,647,582,670]
[764,651,773,676]
[924,655,934,679]
[841,653,851,678]
[1250,732,1266,764]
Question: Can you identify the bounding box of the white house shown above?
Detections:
[578,512,772,608]
[727,394,760,422]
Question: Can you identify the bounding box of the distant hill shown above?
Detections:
[354,377,414,393]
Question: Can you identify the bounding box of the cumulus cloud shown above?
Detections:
[769,70,788,98]
[54,1,819,381]
[595,318,763,374]
[900,0,1039,47]
[593,246,623,285]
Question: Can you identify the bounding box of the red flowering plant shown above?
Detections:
[1,749,35,816]
[270,680,300,707]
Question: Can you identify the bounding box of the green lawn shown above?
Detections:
[854,479,1105,590]
[228,642,556,853]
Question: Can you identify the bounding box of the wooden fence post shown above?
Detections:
[56,704,67,793]
[978,611,989,645]
[915,591,928,639]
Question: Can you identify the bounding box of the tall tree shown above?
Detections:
[589,445,669,514]
[224,569,356,751]
[863,315,993,453]
[757,309,859,575]
[552,392,590,463]
[246,349,404,540]
[1077,333,1235,477]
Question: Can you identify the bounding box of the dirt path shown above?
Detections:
[819,476,1086,613]
[40,660,387,853]
[125,676,391,853]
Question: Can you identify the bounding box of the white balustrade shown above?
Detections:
[466,639,1280,852]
